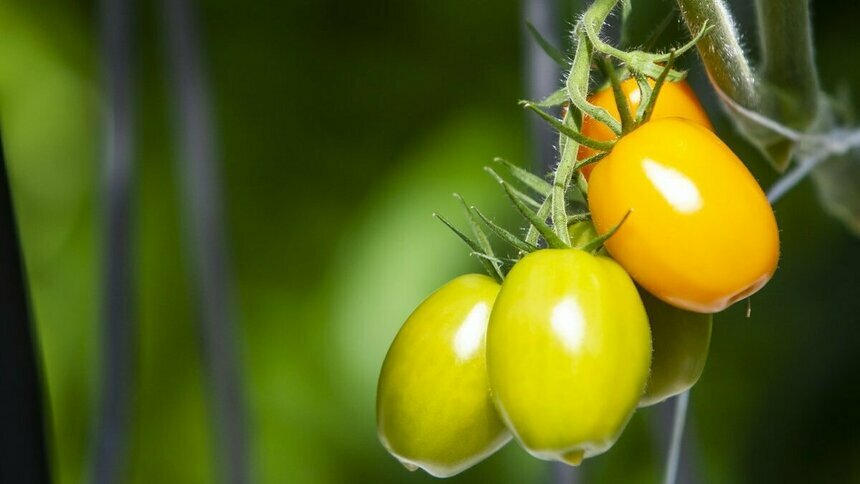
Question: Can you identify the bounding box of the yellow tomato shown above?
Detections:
[589,118,780,313]
[376,274,510,477]
[639,290,712,407]
[486,249,651,465]
[578,78,712,178]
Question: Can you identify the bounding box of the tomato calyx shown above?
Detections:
[599,50,678,135]
[430,11,711,282]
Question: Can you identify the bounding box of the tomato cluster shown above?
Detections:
[376,77,779,476]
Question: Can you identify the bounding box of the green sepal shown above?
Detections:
[531,88,570,108]
[470,252,520,266]
[633,73,653,121]
[433,213,503,282]
[600,56,634,132]
[521,101,615,151]
[483,167,542,209]
[575,171,589,200]
[525,21,571,68]
[573,152,608,172]
[493,158,552,196]
[580,210,631,253]
[454,193,504,281]
[472,206,539,254]
[641,50,676,124]
[565,212,591,224]
[499,180,569,249]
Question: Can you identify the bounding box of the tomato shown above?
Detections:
[639,290,712,407]
[486,249,651,465]
[376,274,510,477]
[578,78,712,178]
[588,118,779,313]
[566,221,712,405]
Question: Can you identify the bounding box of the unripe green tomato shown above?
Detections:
[487,249,651,465]
[566,221,712,407]
[567,220,598,249]
[639,290,713,407]
[376,274,511,477]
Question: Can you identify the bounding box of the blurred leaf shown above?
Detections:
[811,148,860,236]
[0,5,98,483]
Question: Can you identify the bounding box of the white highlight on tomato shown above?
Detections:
[643,158,703,214]
[551,297,586,352]
[454,302,490,360]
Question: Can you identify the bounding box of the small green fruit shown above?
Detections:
[377,274,510,477]
[639,290,712,407]
[487,249,651,464]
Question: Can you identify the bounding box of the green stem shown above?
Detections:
[525,195,552,246]
[676,0,758,109]
[566,0,621,135]
[551,155,573,243]
[601,57,634,132]
[567,28,623,136]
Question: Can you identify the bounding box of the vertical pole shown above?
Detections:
[661,392,691,484]
[161,1,249,482]
[92,0,137,481]
[0,137,51,483]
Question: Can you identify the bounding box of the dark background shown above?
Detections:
[1,0,858,482]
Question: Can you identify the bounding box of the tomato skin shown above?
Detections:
[486,249,651,464]
[376,274,510,477]
[639,290,712,407]
[578,79,712,178]
[588,118,780,313]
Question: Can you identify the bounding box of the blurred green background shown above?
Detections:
[2,0,859,482]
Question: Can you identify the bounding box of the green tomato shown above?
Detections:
[487,249,651,465]
[639,290,712,407]
[376,274,511,477]
[567,220,598,249]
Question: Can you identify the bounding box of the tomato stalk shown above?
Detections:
[676,0,860,233]
[600,56,635,133]
[676,0,822,172]
[640,51,676,124]
[676,0,757,109]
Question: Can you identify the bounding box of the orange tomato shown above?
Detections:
[588,118,779,313]
[578,78,712,178]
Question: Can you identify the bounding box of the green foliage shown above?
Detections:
[4,0,860,483]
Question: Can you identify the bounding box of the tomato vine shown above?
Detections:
[378,0,860,482]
